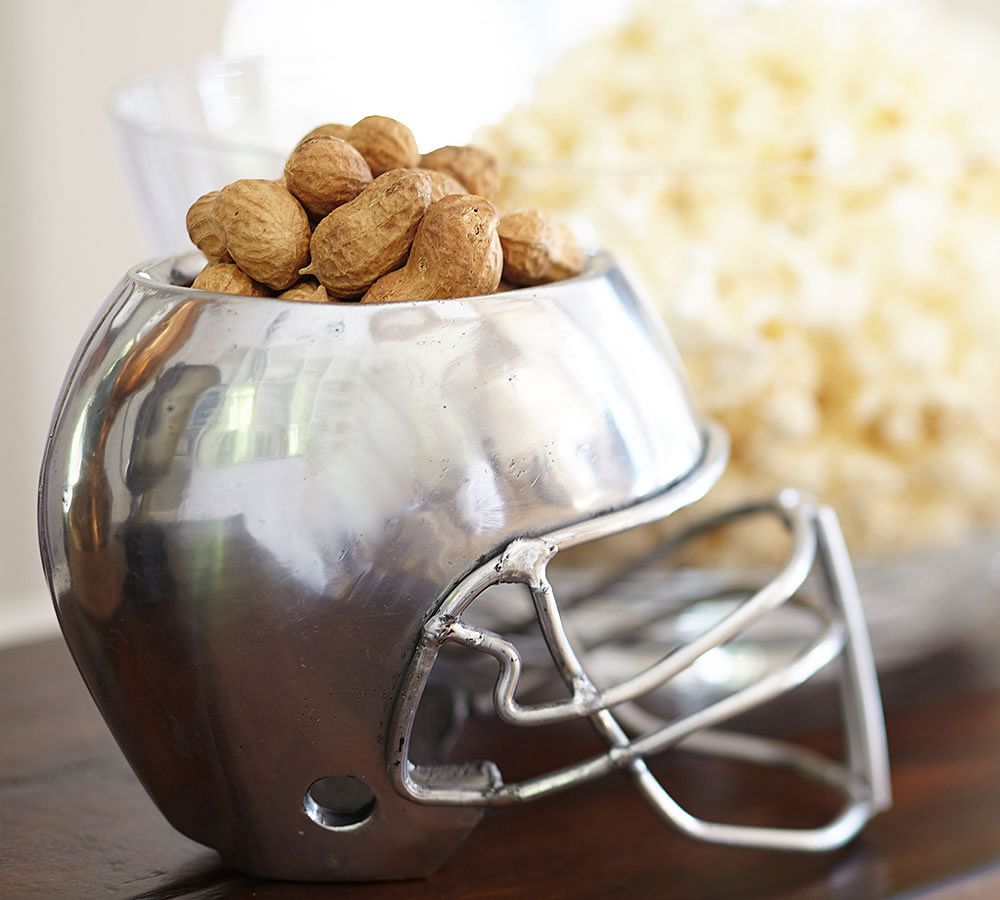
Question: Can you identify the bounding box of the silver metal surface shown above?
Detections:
[38,251,707,881]
[390,489,890,851]
[39,250,889,881]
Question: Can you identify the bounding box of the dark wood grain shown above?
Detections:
[3,616,1000,900]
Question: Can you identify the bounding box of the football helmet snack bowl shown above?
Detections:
[38,252,890,881]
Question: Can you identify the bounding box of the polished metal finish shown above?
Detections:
[40,251,890,880]
[38,252,710,881]
[391,488,891,851]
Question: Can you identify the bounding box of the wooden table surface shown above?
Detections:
[4,616,1000,900]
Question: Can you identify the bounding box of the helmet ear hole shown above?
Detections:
[303,776,376,830]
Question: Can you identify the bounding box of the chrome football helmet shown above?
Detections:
[39,252,889,881]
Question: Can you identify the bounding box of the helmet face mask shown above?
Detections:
[391,432,891,852]
[39,252,890,882]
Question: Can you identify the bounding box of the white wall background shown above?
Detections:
[0,0,228,646]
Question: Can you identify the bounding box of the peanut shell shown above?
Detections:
[185,191,229,263]
[278,278,329,303]
[304,169,432,298]
[412,167,467,203]
[284,136,373,216]
[420,145,501,200]
[498,209,585,286]
[363,194,502,303]
[217,179,311,290]
[192,263,269,296]
[298,123,352,144]
[348,116,419,176]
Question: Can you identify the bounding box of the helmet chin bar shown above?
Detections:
[388,423,891,853]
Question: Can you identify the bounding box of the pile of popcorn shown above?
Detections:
[486,0,1000,558]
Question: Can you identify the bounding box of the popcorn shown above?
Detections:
[486,0,1000,557]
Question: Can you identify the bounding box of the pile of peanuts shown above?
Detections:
[186,116,584,303]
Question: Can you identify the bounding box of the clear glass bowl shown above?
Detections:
[110,35,610,252]
[112,59,300,253]
[111,2,637,250]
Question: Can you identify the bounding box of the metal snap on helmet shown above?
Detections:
[38,252,890,881]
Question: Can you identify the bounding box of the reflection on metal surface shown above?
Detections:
[63,300,203,621]
[38,252,888,882]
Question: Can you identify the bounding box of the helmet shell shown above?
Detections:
[38,252,704,880]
